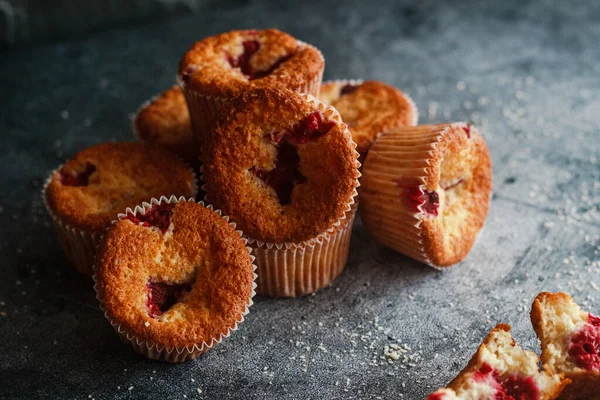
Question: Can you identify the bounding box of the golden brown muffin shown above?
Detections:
[178,29,323,97]
[133,86,197,166]
[45,142,197,231]
[360,123,492,268]
[427,324,569,400]
[531,292,600,400]
[318,80,418,155]
[202,88,359,244]
[44,142,197,276]
[94,198,255,362]
[178,29,324,150]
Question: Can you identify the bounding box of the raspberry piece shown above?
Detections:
[474,364,540,400]
[252,112,334,205]
[463,124,472,138]
[568,322,600,371]
[340,84,358,95]
[227,39,295,80]
[126,203,175,233]
[252,143,306,205]
[60,162,96,187]
[146,281,191,318]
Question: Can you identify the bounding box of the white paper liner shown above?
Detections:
[93,195,257,362]
[177,41,324,153]
[42,161,199,278]
[360,122,479,270]
[200,93,361,296]
[252,201,357,297]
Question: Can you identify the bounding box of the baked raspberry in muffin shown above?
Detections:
[202,88,359,297]
[178,29,324,149]
[94,196,256,362]
[427,324,568,400]
[531,292,600,400]
[43,142,197,276]
[360,123,492,268]
[132,86,197,166]
[318,80,418,155]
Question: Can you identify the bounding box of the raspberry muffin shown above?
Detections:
[132,86,197,166]
[94,196,256,362]
[202,88,359,297]
[318,80,418,155]
[427,324,568,400]
[360,123,492,268]
[178,28,324,150]
[531,292,600,400]
[43,142,197,277]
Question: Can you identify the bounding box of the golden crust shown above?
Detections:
[45,142,197,232]
[531,292,600,400]
[134,86,197,165]
[318,80,418,154]
[202,88,359,243]
[360,123,492,267]
[178,29,324,97]
[95,201,254,349]
[447,324,513,389]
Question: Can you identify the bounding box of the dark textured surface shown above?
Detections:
[1,1,599,399]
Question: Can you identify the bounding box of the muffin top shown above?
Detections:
[45,142,197,231]
[318,80,418,154]
[133,86,197,165]
[95,199,255,349]
[202,88,359,243]
[178,29,324,97]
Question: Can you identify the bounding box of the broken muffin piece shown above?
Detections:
[426,324,569,400]
[531,292,600,400]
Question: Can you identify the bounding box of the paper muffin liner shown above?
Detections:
[251,201,357,297]
[42,166,103,277]
[201,94,361,297]
[92,195,257,362]
[42,163,199,277]
[177,42,324,153]
[360,123,478,269]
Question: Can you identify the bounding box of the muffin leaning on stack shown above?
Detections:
[201,88,360,297]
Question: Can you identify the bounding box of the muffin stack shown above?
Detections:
[43,28,493,362]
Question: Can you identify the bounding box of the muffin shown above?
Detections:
[94,196,256,362]
[360,123,492,268]
[132,86,197,166]
[427,324,568,400]
[202,88,359,297]
[318,80,418,155]
[531,292,600,400]
[43,142,197,277]
[178,28,324,151]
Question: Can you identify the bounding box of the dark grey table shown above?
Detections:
[1,1,599,399]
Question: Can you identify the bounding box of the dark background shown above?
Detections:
[1,0,599,399]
